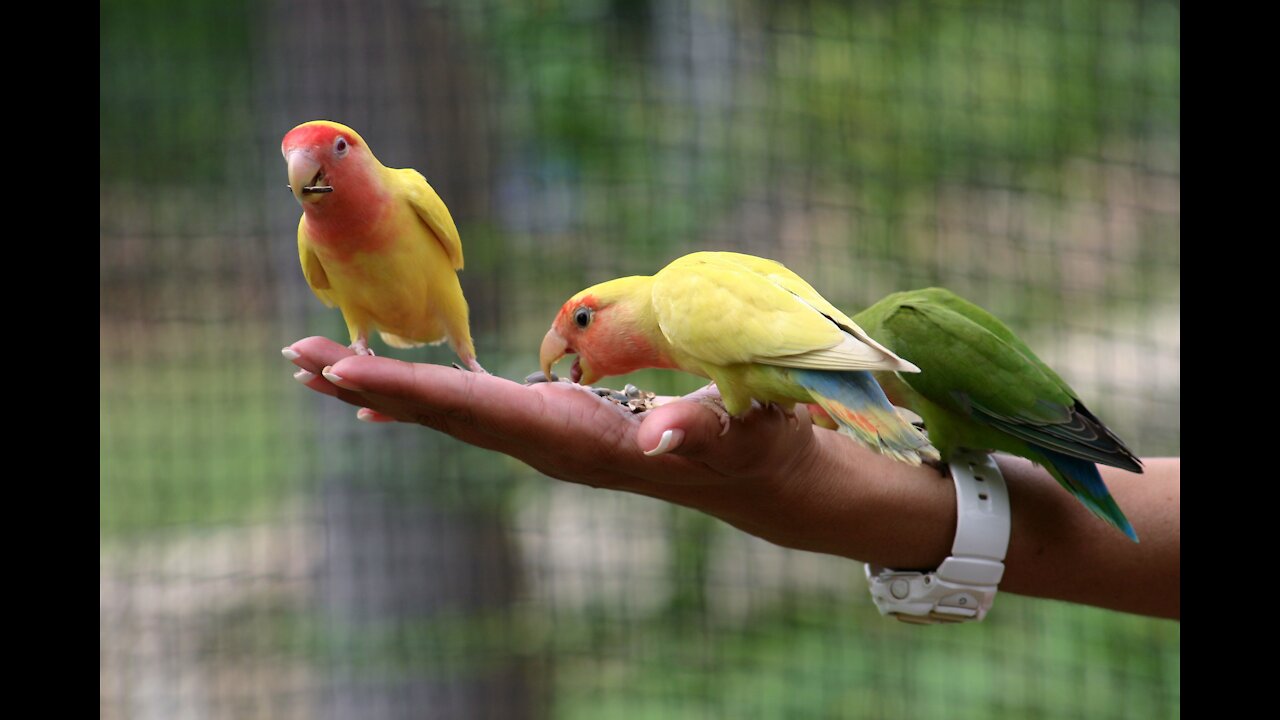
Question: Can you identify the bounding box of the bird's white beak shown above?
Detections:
[286,149,326,203]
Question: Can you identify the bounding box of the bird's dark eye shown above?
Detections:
[574,307,593,329]
[334,137,349,156]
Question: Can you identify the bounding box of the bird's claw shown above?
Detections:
[695,396,733,436]
[773,402,799,422]
[677,382,733,435]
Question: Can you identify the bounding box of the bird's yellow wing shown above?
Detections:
[392,167,464,270]
[297,219,337,308]
[652,252,912,371]
[676,252,905,366]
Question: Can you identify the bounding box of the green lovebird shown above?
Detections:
[853,288,1144,541]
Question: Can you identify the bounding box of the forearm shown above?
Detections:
[997,456,1179,619]
[657,430,1179,619]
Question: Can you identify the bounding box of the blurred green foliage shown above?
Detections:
[100,0,256,186]
[465,0,1179,255]
[553,597,1179,719]
[99,323,304,537]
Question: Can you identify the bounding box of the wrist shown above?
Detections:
[866,451,1011,623]
[768,429,957,567]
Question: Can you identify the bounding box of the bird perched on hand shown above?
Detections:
[281,120,483,371]
[853,288,1144,541]
[539,251,939,466]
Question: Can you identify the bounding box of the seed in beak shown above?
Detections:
[302,169,332,194]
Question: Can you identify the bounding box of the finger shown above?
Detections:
[290,367,340,399]
[356,408,397,423]
[289,339,626,444]
[636,397,814,478]
[297,374,527,453]
[326,355,626,444]
[343,372,649,488]
[283,336,355,375]
[287,347,670,491]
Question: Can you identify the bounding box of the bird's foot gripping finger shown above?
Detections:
[771,402,798,422]
[349,339,376,356]
[678,383,732,436]
[465,357,490,375]
[696,396,733,436]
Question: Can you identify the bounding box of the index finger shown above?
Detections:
[325,354,633,445]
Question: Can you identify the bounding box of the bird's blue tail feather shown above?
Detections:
[1038,447,1138,542]
[792,369,939,466]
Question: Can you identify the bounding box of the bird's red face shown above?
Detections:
[539,285,675,385]
[541,295,607,384]
[281,121,364,205]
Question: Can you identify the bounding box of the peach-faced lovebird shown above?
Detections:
[853,288,1144,541]
[281,120,483,371]
[539,251,939,465]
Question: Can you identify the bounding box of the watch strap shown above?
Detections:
[865,450,1010,624]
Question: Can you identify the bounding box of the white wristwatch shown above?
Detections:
[865,450,1011,624]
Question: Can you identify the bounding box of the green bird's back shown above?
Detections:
[854,288,1143,541]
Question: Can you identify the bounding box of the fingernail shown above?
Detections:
[644,429,685,456]
[321,366,360,390]
[293,369,316,383]
[282,347,300,361]
[356,408,390,423]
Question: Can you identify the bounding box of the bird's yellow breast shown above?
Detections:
[310,200,463,341]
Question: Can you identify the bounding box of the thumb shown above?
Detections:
[636,392,815,478]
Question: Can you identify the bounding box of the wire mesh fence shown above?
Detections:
[101,0,1179,717]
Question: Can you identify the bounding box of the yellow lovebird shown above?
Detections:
[281,120,483,371]
[540,251,939,465]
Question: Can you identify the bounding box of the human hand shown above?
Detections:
[280,336,940,558]
[284,334,815,477]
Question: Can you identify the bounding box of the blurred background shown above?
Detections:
[100,0,1179,717]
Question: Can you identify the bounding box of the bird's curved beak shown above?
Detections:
[539,328,570,380]
[286,149,326,203]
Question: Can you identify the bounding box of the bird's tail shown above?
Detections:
[1038,447,1139,542]
[792,369,940,466]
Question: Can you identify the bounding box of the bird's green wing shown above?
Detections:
[652,253,912,371]
[394,167,464,270]
[297,218,337,308]
[865,289,1141,471]
[894,287,1078,391]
